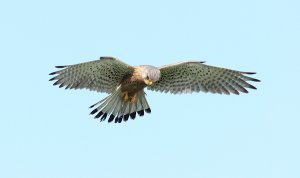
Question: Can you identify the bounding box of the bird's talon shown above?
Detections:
[130,94,137,103]
[122,92,129,101]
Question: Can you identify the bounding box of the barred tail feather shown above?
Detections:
[90,86,151,123]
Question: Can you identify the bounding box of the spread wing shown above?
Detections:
[49,57,134,93]
[148,61,260,95]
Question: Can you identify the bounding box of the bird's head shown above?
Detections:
[140,65,161,86]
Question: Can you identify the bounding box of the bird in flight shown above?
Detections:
[49,57,260,123]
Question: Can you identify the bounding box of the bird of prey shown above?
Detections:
[49,56,260,123]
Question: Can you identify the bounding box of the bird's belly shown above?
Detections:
[121,81,145,96]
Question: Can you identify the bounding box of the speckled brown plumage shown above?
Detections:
[49,56,260,123]
[120,66,146,97]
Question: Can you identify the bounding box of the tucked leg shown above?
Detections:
[130,93,137,103]
[121,92,129,101]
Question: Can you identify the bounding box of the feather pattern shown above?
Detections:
[49,57,134,93]
[50,57,260,123]
[148,61,260,95]
[89,86,151,123]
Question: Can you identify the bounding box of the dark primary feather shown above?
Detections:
[55,66,68,68]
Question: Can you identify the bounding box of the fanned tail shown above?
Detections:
[89,86,151,123]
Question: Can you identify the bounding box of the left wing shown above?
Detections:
[147,61,260,95]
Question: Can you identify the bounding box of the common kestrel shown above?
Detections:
[49,57,260,123]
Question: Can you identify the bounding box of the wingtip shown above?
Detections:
[241,72,261,82]
[237,87,249,94]
[49,77,55,81]
[55,65,67,68]
[89,104,96,108]
[248,77,261,82]
[242,72,256,75]
[100,56,116,60]
[53,80,60,86]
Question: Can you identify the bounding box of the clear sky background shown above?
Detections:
[0,0,299,178]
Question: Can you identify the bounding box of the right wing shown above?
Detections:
[49,57,134,93]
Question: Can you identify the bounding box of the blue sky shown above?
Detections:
[0,0,299,178]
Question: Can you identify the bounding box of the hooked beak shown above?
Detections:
[144,79,154,86]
